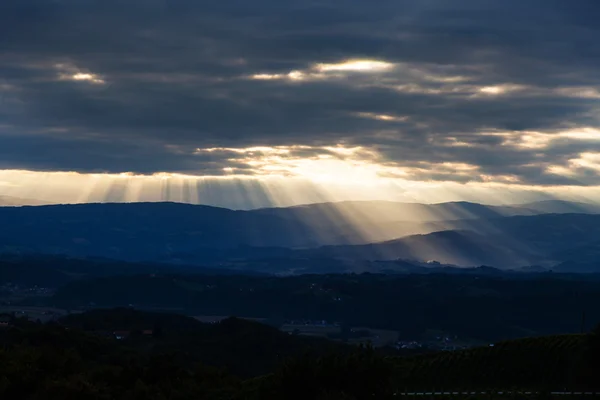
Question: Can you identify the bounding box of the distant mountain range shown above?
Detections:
[253,200,600,244]
[304,230,542,268]
[256,199,600,221]
[1,200,600,272]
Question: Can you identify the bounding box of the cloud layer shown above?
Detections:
[1,0,600,188]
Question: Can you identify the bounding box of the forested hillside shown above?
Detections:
[394,335,586,391]
[0,310,598,399]
[51,273,600,342]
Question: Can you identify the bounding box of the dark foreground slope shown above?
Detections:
[57,308,350,378]
[394,335,587,391]
[0,310,599,399]
[0,202,318,258]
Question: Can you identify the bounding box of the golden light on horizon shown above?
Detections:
[3,165,600,248]
[3,140,600,212]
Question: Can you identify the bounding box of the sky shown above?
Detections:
[1,0,600,208]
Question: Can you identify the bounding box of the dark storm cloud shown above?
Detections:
[1,0,600,184]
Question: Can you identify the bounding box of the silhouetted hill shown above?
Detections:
[1,201,600,270]
[58,308,350,377]
[428,213,600,256]
[2,312,599,399]
[0,202,319,259]
[60,307,204,331]
[255,200,539,224]
[302,212,600,270]
[516,200,600,214]
[307,230,541,267]
[252,200,535,244]
[394,334,588,391]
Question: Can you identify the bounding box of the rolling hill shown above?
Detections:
[254,200,535,223]
[393,334,588,391]
[253,200,600,245]
[516,200,600,214]
[306,230,544,267]
[0,201,599,270]
[0,202,320,258]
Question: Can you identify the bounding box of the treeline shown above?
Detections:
[57,308,353,378]
[0,310,599,399]
[0,315,396,399]
[51,273,600,341]
[0,323,242,399]
[394,335,589,391]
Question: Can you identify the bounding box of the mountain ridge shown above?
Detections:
[1,200,599,271]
